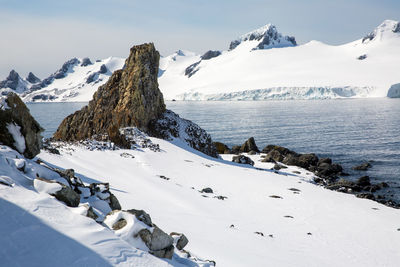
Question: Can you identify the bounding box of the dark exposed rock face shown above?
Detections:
[0,93,43,158]
[26,72,41,84]
[54,58,80,79]
[201,50,221,60]
[80,57,93,67]
[54,43,166,140]
[0,70,23,91]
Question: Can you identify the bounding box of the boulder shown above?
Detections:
[325,178,361,192]
[126,209,153,227]
[261,145,295,156]
[34,177,80,207]
[232,155,254,166]
[352,162,372,171]
[0,92,43,158]
[356,176,371,187]
[239,137,259,153]
[213,142,229,154]
[297,153,319,169]
[139,226,174,259]
[356,193,375,200]
[170,232,189,250]
[231,145,241,155]
[262,149,283,162]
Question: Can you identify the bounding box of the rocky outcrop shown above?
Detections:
[54,43,217,157]
[26,72,41,84]
[54,44,165,141]
[239,137,259,153]
[148,110,218,157]
[0,92,43,158]
[213,141,230,154]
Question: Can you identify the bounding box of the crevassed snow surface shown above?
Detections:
[35,138,400,267]
[158,20,400,100]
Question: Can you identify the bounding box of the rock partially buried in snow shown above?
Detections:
[104,210,174,259]
[232,155,254,166]
[0,92,43,158]
[170,232,189,250]
[34,177,80,207]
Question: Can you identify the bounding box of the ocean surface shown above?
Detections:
[27,98,400,200]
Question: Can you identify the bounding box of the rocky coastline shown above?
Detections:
[215,138,399,209]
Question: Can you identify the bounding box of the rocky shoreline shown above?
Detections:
[215,138,400,209]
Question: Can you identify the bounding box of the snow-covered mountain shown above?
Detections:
[0,57,124,102]
[2,20,400,102]
[158,20,400,100]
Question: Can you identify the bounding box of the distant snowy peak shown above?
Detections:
[229,23,297,50]
[21,56,124,102]
[362,19,400,43]
[0,70,30,94]
[26,72,41,84]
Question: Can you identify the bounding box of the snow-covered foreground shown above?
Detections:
[159,20,400,100]
[26,138,400,266]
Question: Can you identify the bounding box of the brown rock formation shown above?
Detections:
[54,43,165,142]
[54,43,217,157]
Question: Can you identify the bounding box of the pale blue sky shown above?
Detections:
[1,0,399,78]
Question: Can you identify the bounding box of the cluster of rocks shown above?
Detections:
[216,137,399,209]
[53,43,217,158]
[104,209,194,260]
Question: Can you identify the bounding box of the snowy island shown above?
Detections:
[1,43,400,267]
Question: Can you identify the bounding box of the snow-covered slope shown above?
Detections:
[0,57,124,102]
[35,136,400,267]
[159,20,400,100]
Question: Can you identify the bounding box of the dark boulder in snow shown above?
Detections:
[34,177,80,207]
[170,232,189,250]
[239,137,259,153]
[0,92,43,158]
[232,155,254,166]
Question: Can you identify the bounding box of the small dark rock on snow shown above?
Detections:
[232,155,254,166]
